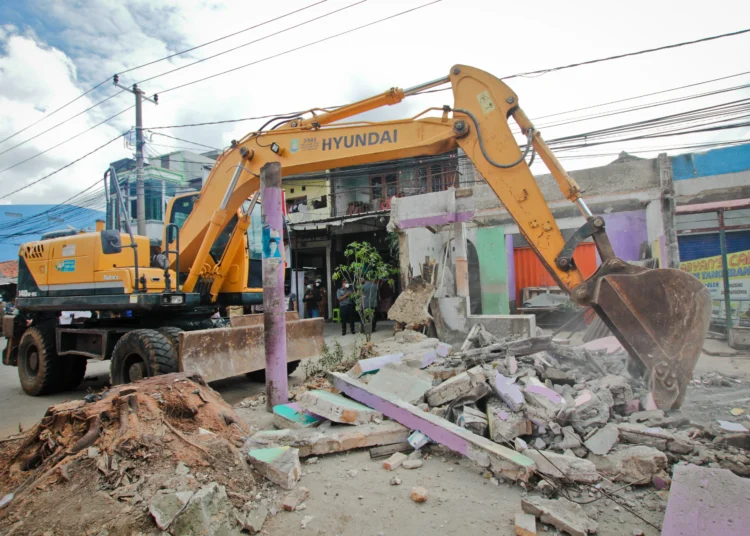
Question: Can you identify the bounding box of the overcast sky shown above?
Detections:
[0,0,749,206]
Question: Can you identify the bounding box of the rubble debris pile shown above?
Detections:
[0,373,255,536]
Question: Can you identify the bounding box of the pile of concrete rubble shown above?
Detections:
[242,327,750,535]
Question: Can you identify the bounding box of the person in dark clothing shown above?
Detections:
[336,281,356,335]
[303,284,320,318]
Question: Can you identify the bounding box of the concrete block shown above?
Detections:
[368,363,433,405]
[525,450,600,483]
[298,390,383,425]
[521,496,598,536]
[514,512,537,536]
[247,446,301,490]
[382,452,408,470]
[458,405,489,436]
[592,374,633,407]
[282,486,310,511]
[246,421,409,457]
[662,464,750,536]
[543,368,575,386]
[401,348,438,369]
[426,366,485,407]
[149,490,193,530]
[567,389,613,435]
[402,459,423,470]
[524,384,566,419]
[556,426,583,450]
[242,505,268,534]
[583,423,619,455]
[491,372,524,412]
[435,342,452,358]
[329,372,536,482]
[487,396,531,442]
[589,445,668,484]
[168,482,235,536]
[347,352,405,378]
[273,403,325,429]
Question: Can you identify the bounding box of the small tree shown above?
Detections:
[332,241,398,342]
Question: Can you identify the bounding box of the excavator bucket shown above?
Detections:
[591,268,712,410]
[177,312,325,382]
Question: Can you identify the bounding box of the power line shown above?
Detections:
[155,0,444,95]
[0,2,332,150]
[135,0,367,87]
[504,27,750,80]
[0,79,111,147]
[148,132,220,151]
[0,132,127,200]
[117,1,331,77]
[0,90,127,159]
[0,106,133,176]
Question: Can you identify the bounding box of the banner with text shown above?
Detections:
[680,249,750,325]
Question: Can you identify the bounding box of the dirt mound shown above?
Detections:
[0,373,255,536]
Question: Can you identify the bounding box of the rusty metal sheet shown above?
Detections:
[179,318,324,383]
[592,268,711,410]
[230,311,300,328]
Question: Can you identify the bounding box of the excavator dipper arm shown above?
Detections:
[172,64,711,409]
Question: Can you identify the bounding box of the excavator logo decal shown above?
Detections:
[55,260,76,272]
[322,129,398,151]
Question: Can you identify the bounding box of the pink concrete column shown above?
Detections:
[261,162,288,410]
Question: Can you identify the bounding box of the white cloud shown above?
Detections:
[0,0,749,207]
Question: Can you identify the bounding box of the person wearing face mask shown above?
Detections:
[336,280,356,335]
[303,284,320,318]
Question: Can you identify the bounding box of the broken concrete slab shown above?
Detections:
[247,446,301,490]
[514,512,538,536]
[369,441,412,459]
[589,445,668,484]
[426,366,485,407]
[387,278,435,325]
[524,450,600,484]
[246,421,409,457]
[329,372,536,481]
[149,490,193,530]
[521,496,598,536]
[458,405,489,436]
[168,483,239,536]
[566,389,613,436]
[487,396,531,442]
[662,464,750,536]
[382,452,408,470]
[592,374,633,407]
[556,426,583,450]
[367,363,433,405]
[543,368,576,386]
[347,353,405,378]
[241,505,268,534]
[617,423,694,454]
[298,390,383,425]
[282,486,310,511]
[584,423,619,455]
[491,372,525,412]
[524,384,566,419]
[272,403,325,430]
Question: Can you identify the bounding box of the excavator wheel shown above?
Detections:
[110,329,177,386]
[61,356,88,391]
[17,327,60,396]
[157,327,184,355]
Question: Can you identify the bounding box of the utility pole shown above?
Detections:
[658,153,680,269]
[113,75,158,236]
[261,162,289,410]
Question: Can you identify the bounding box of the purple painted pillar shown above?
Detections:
[505,234,516,310]
[261,162,288,411]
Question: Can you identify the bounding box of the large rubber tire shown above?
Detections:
[157,327,183,355]
[61,356,88,391]
[17,327,60,396]
[110,329,177,386]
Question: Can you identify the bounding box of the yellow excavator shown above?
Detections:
[5,65,710,408]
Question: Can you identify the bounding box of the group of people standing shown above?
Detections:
[293,276,380,336]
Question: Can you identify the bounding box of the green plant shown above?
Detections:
[332,241,399,342]
[303,339,349,378]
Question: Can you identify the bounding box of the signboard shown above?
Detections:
[680,249,750,324]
